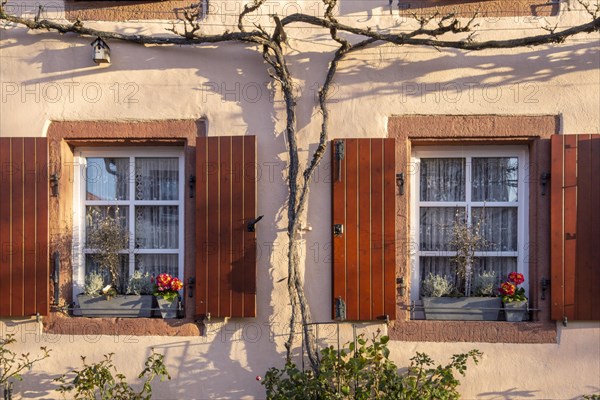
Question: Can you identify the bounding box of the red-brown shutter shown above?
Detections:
[332,138,396,321]
[195,136,257,318]
[551,134,600,322]
[0,137,49,317]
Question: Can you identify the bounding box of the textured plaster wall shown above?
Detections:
[1,0,599,398]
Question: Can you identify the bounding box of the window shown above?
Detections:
[410,146,529,305]
[73,148,184,296]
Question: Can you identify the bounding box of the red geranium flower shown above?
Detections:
[508,272,525,285]
[499,282,516,296]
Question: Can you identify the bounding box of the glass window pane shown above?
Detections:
[473,257,517,284]
[85,206,129,248]
[135,254,179,278]
[85,158,130,201]
[472,207,518,251]
[472,157,518,202]
[420,256,457,288]
[85,254,129,293]
[420,158,465,202]
[135,206,179,249]
[135,158,179,201]
[420,207,464,251]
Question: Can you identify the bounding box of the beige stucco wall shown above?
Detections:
[1,0,599,398]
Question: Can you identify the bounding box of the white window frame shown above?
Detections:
[410,145,529,302]
[72,147,185,297]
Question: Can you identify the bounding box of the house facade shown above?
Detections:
[1,0,599,398]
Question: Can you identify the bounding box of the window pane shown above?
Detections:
[135,206,179,249]
[420,158,465,202]
[472,207,518,251]
[85,254,129,293]
[473,257,517,283]
[420,207,463,251]
[85,206,129,247]
[420,257,457,288]
[135,158,179,201]
[135,254,178,278]
[86,158,130,201]
[472,157,518,202]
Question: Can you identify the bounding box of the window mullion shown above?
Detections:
[129,156,135,277]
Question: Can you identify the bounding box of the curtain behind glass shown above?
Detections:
[472,207,518,251]
[420,207,463,251]
[472,157,518,202]
[135,206,179,249]
[420,158,465,202]
[135,158,179,201]
[135,254,178,278]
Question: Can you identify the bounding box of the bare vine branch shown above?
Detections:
[238,0,266,32]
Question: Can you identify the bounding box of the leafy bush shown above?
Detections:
[421,273,454,297]
[127,271,154,295]
[83,271,106,296]
[1,334,51,398]
[262,332,482,400]
[472,271,497,297]
[55,350,170,400]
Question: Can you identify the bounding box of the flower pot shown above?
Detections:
[77,294,153,318]
[156,296,179,319]
[423,297,501,321]
[503,300,528,322]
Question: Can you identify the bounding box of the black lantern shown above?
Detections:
[91,37,110,64]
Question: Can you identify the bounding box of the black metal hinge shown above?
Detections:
[335,140,345,182]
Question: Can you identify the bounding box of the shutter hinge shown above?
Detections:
[540,277,550,300]
[541,172,550,196]
[189,175,196,198]
[396,173,405,196]
[563,316,568,327]
[52,251,60,305]
[333,224,343,237]
[335,140,345,182]
[187,277,195,298]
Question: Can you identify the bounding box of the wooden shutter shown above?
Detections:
[332,138,396,321]
[0,137,49,317]
[551,134,600,322]
[195,136,257,318]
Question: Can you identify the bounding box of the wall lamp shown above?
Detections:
[50,173,60,197]
[91,37,111,65]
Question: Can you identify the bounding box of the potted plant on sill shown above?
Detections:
[422,271,501,321]
[78,271,154,317]
[153,273,183,319]
[421,212,501,321]
[499,272,528,322]
[76,211,153,318]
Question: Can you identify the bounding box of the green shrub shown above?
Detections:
[421,273,454,297]
[262,332,482,400]
[55,350,170,400]
[1,334,51,398]
[127,271,154,295]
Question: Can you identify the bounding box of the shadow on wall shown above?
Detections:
[478,388,540,399]
[8,29,599,137]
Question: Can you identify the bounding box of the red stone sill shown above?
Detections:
[43,312,203,336]
[389,320,557,343]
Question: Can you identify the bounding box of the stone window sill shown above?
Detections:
[43,312,203,336]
